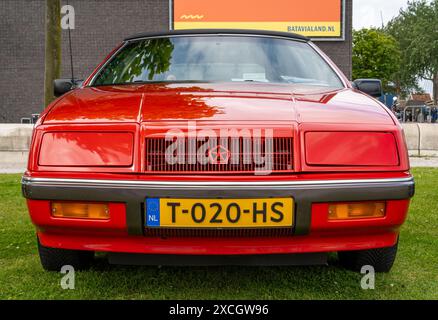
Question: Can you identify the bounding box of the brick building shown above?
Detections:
[0,0,352,123]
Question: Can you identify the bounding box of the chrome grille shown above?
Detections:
[145,137,293,174]
[143,228,293,238]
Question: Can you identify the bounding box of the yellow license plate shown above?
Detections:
[145,198,294,228]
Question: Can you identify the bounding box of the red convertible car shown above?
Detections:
[22,30,414,272]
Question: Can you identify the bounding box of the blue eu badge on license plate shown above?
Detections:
[146,198,160,227]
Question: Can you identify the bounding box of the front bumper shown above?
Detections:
[22,175,414,254]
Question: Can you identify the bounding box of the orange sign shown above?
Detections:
[172,0,344,40]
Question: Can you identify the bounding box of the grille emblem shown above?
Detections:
[208,145,231,164]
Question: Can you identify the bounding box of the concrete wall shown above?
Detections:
[403,123,438,157]
[1,122,436,172]
[0,0,352,123]
[1,122,436,155]
[0,124,33,172]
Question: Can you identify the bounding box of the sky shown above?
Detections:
[353,0,410,30]
[353,0,433,94]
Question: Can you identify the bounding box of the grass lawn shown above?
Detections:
[0,168,437,300]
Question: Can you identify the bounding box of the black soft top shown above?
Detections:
[124,29,309,42]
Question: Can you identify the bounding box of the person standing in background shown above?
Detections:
[431,107,438,123]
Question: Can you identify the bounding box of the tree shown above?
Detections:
[95,39,175,84]
[386,0,438,102]
[44,0,61,107]
[352,28,401,93]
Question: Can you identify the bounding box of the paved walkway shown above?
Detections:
[0,163,27,174]
[409,156,438,168]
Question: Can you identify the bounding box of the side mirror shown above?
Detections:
[352,79,383,98]
[54,79,83,97]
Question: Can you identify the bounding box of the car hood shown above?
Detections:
[43,83,394,125]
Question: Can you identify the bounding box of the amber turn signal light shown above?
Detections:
[328,202,385,220]
[51,202,109,220]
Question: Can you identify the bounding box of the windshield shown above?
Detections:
[92,36,344,88]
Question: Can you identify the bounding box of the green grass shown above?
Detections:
[0,169,437,299]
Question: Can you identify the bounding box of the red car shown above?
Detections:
[22,30,414,272]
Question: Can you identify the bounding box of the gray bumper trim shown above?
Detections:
[21,176,414,188]
[22,176,415,236]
